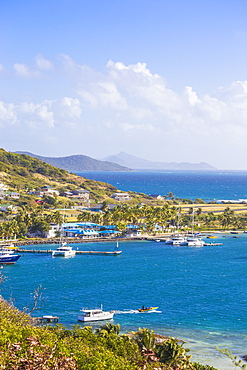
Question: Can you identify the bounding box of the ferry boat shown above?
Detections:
[78,306,115,322]
[138,306,158,312]
[52,242,76,258]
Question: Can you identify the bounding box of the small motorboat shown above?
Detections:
[138,306,158,312]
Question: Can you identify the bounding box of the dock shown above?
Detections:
[33,315,59,324]
[203,243,223,246]
[17,248,122,255]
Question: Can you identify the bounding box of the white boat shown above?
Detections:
[52,212,76,257]
[181,235,204,247]
[165,235,186,245]
[78,306,115,322]
[0,245,21,264]
[52,242,76,258]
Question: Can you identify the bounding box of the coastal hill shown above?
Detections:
[15,152,131,172]
[0,149,117,199]
[103,151,217,171]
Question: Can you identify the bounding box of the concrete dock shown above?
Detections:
[17,248,122,255]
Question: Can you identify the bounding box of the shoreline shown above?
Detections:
[0,229,242,247]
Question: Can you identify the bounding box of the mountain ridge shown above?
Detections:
[103,151,217,171]
[15,152,131,172]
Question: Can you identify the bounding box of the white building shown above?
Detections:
[111,192,132,201]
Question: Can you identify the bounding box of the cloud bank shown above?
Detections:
[1,55,247,169]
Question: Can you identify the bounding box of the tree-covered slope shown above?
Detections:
[16,151,131,171]
[0,148,117,198]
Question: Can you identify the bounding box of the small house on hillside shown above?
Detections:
[111,193,132,201]
[150,194,164,201]
[35,186,59,197]
[71,189,90,200]
[0,204,17,212]
[4,191,20,199]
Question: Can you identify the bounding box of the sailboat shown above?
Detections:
[181,207,204,247]
[113,242,122,255]
[165,204,186,245]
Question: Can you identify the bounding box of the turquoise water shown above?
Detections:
[75,170,247,202]
[2,234,247,369]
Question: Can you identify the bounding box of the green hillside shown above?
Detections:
[0,148,117,199]
[16,151,131,171]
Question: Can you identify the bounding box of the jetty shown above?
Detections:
[17,248,122,255]
[33,316,59,325]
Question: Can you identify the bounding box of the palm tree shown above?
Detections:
[133,328,156,351]
[219,207,235,229]
[95,323,120,335]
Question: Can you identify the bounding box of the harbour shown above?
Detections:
[1,235,247,369]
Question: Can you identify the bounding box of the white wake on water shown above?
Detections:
[114,309,162,314]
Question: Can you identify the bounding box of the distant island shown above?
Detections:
[15,152,131,172]
[103,151,217,171]
[15,151,216,171]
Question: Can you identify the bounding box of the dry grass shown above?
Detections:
[179,203,247,214]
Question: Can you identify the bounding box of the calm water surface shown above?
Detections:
[2,234,247,369]
[75,170,247,202]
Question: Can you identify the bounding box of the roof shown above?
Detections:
[64,229,98,235]
[98,230,119,234]
[63,222,100,227]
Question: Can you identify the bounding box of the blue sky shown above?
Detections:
[1,0,247,169]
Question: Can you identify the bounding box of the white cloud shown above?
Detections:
[184,86,201,106]
[0,102,17,125]
[35,55,53,70]
[18,101,55,128]
[3,57,247,168]
[13,63,39,78]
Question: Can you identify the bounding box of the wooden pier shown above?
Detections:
[33,315,59,324]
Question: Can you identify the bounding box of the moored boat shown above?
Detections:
[165,235,186,245]
[78,306,114,322]
[52,242,76,258]
[180,234,204,247]
[0,246,21,264]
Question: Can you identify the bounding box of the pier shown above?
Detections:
[17,248,122,255]
[33,316,59,325]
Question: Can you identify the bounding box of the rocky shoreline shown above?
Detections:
[3,236,144,247]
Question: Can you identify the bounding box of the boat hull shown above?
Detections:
[52,251,76,257]
[0,254,21,264]
[78,312,114,322]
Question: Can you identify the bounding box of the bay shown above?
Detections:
[2,234,247,369]
[74,170,247,202]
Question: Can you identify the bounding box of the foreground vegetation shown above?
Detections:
[0,298,220,369]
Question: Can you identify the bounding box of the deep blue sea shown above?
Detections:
[75,170,247,202]
[2,171,247,369]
